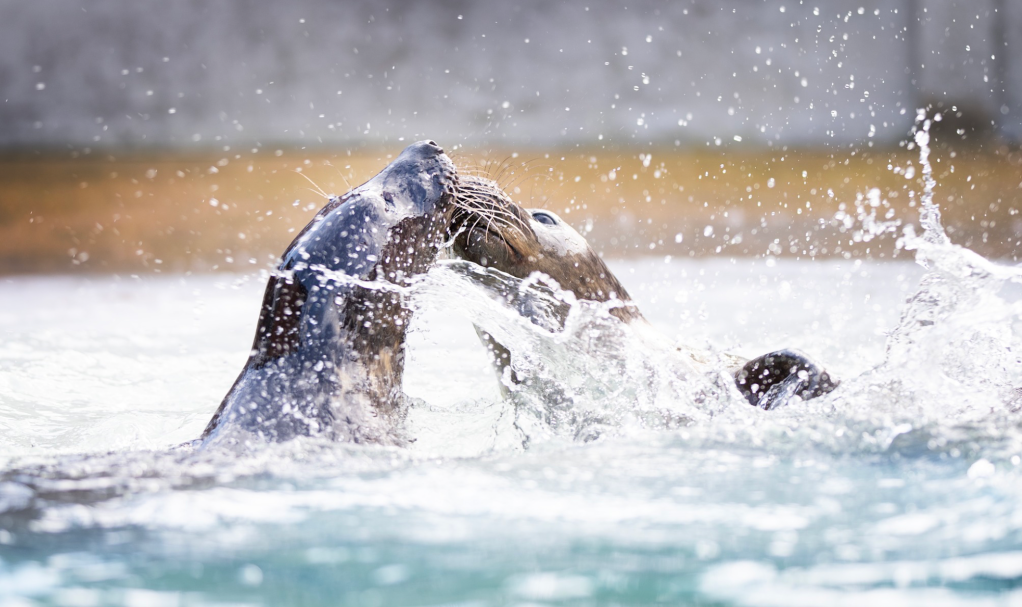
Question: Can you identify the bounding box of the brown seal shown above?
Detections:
[202,140,458,446]
[450,174,838,409]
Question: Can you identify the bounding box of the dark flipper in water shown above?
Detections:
[733,349,839,410]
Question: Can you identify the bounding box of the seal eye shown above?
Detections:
[383,192,395,207]
[532,211,557,226]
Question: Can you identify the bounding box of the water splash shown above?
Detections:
[832,187,901,245]
[912,108,951,248]
[413,261,745,446]
[853,111,1022,429]
[408,111,1022,458]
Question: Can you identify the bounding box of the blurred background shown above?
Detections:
[1,0,1020,274]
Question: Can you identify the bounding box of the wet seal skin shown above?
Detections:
[733,349,839,410]
[202,140,457,447]
[450,174,838,410]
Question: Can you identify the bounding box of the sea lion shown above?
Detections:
[202,140,457,446]
[449,174,837,410]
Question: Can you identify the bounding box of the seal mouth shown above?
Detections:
[450,174,535,264]
[459,222,522,268]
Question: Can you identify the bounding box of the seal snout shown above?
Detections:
[374,140,456,217]
[402,139,455,183]
[401,139,446,160]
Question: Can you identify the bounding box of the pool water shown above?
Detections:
[3,238,1022,606]
[3,122,1022,605]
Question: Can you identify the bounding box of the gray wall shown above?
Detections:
[1,0,1018,150]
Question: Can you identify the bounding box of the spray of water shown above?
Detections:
[410,260,747,447]
[411,110,1022,456]
[840,111,1022,438]
[7,113,1022,607]
[913,109,952,248]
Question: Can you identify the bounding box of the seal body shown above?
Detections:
[450,175,837,410]
[202,141,457,446]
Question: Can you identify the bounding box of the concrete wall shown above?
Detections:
[0,0,1017,150]
[915,0,1022,138]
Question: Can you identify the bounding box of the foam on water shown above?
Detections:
[3,119,1022,605]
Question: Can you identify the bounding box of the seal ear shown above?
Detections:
[250,275,307,367]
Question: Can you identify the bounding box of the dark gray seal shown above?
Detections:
[202,140,457,446]
[450,174,837,410]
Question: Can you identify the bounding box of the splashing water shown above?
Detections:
[412,260,743,447]
[912,108,952,249]
[878,113,1022,427]
[4,117,1022,604]
[414,113,1022,454]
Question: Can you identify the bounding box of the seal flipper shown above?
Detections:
[733,349,839,410]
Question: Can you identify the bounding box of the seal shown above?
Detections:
[450,174,837,410]
[202,140,457,446]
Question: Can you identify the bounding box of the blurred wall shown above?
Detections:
[0,0,1018,150]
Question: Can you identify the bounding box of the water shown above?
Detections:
[1,251,1019,605]
[4,132,1022,605]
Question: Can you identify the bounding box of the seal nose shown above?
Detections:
[397,140,447,164]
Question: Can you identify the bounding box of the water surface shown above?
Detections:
[3,250,1022,606]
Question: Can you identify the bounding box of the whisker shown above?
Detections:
[450,173,535,245]
[295,170,330,199]
[320,161,354,192]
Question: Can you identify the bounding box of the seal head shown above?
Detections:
[452,174,641,323]
[203,140,457,446]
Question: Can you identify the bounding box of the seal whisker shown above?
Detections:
[322,160,354,192]
[450,174,536,247]
[501,165,554,196]
[454,198,528,237]
[295,170,330,200]
[491,157,547,190]
[479,207,529,235]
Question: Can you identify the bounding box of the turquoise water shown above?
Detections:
[7,439,1021,606]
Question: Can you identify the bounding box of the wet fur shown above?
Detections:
[452,174,641,323]
[202,141,457,446]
